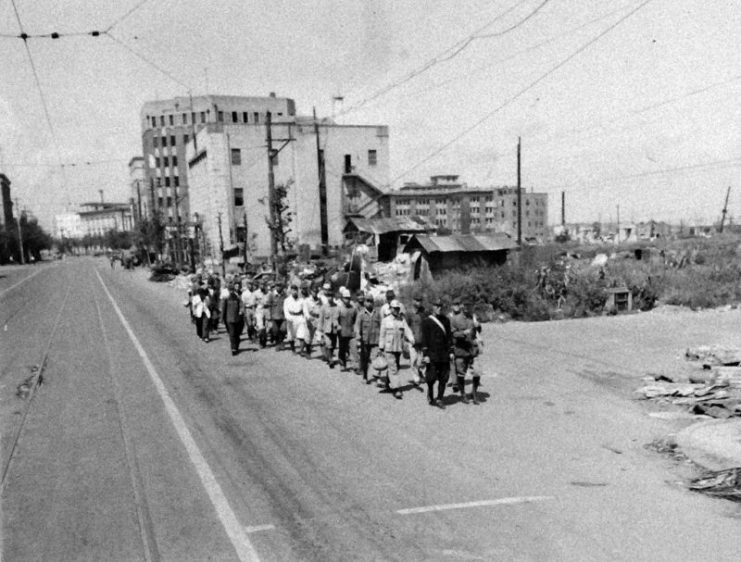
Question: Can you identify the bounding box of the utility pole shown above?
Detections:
[616,204,620,244]
[217,211,225,277]
[266,111,278,268]
[313,107,329,256]
[561,191,565,227]
[174,185,183,269]
[516,137,522,246]
[719,185,731,233]
[15,198,24,264]
[242,212,249,266]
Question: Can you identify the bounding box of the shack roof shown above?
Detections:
[404,233,517,254]
[344,217,430,235]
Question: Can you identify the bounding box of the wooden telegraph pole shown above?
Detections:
[217,211,226,277]
[15,198,24,264]
[313,107,329,256]
[266,111,278,268]
[719,186,731,233]
[516,137,522,246]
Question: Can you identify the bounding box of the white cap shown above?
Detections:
[390,299,401,309]
[340,287,351,298]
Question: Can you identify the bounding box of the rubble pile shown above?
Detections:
[635,345,741,418]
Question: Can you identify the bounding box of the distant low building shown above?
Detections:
[54,212,83,239]
[403,233,517,279]
[78,202,134,237]
[380,175,548,242]
[343,216,433,261]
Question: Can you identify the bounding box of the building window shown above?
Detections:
[231,148,241,165]
[172,156,178,166]
[200,111,206,123]
[173,176,180,187]
[243,112,248,123]
[166,197,173,207]
[155,157,160,167]
[234,188,244,207]
[164,177,171,187]
[163,156,169,167]
[183,134,189,144]
[168,114,174,126]
[218,111,224,122]
[160,115,165,126]
[170,135,176,146]
[162,136,167,147]
[182,113,188,125]
[157,197,163,208]
[368,149,377,166]
[153,137,159,148]
[231,111,238,123]
[191,112,196,124]
[253,112,259,124]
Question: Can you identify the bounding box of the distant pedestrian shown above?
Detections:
[421,298,453,408]
[267,282,287,350]
[255,281,269,347]
[380,289,406,318]
[222,282,244,355]
[449,297,478,404]
[337,287,358,370]
[284,284,307,354]
[355,294,381,384]
[302,286,322,357]
[378,299,414,399]
[406,297,426,387]
[241,279,258,341]
[318,291,340,367]
[192,287,211,341]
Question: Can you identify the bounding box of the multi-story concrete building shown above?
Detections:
[185,112,390,259]
[128,157,147,222]
[382,175,548,241]
[53,212,83,239]
[78,202,134,237]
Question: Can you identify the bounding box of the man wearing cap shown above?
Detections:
[380,289,406,318]
[222,282,244,355]
[355,294,381,383]
[337,287,358,370]
[241,279,258,342]
[267,282,287,350]
[319,282,332,306]
[421,298,453,407]
[318,290,340,367]
[302,285,323,358]
[283,284,306,354]
[254,281,269,347]
[379,299,414,399]
[449,297,478,404]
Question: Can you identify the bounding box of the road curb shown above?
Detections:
[676,419,741,471]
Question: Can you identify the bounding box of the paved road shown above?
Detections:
[2,258,741,561]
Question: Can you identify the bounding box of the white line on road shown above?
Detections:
[96,270,261,562]
[0,266,45,299]
[396,496,555,515]
[244,525,275,534]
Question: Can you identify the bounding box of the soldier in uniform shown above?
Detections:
[355,294,381,384]
[449,297,479,404]
[421,298,453,407]
[337,287,358,370]
[378,300,414,400]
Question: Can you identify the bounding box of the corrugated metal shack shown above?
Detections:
[403,233,517,279]
[344,217,433,261]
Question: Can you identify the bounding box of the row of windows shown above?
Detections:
[152,176,180,188]
[146,110,284,129]
[153,134,189,148]
[153,156,179,167]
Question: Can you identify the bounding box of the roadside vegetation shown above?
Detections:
[403,233,741,322]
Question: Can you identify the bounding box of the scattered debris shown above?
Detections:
[570,481,608,487]
[602,444,623,455]
[686,345,741,366]
[645,436,688,461]
[689,468,741,502]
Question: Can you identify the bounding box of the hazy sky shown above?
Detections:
[1,0,740,230]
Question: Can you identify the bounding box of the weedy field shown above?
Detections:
[402,233,741,321]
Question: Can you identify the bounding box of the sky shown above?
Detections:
[1,0,740,231]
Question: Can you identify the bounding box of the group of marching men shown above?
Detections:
[187,274,484,407]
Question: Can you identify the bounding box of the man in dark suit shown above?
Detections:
[222,282,244,356]
[420,298,453,408]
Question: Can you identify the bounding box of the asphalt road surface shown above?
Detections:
[2,258,741,561]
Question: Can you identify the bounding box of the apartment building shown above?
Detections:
[383,175,548,241]
[186,114,390,259]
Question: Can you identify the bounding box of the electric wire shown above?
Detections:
[105,0,155,32]
[336,0,541,118]
[386,0,657,188]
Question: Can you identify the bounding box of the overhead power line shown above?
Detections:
[337,0,549,118]
[105,0,155,32]
[388,0,657,186]
[106,32,192,90]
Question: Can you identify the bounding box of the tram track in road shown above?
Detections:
[0,281,72,490]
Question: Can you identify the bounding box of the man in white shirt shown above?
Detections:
[283,284,306,354]
[241,279,258,342]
